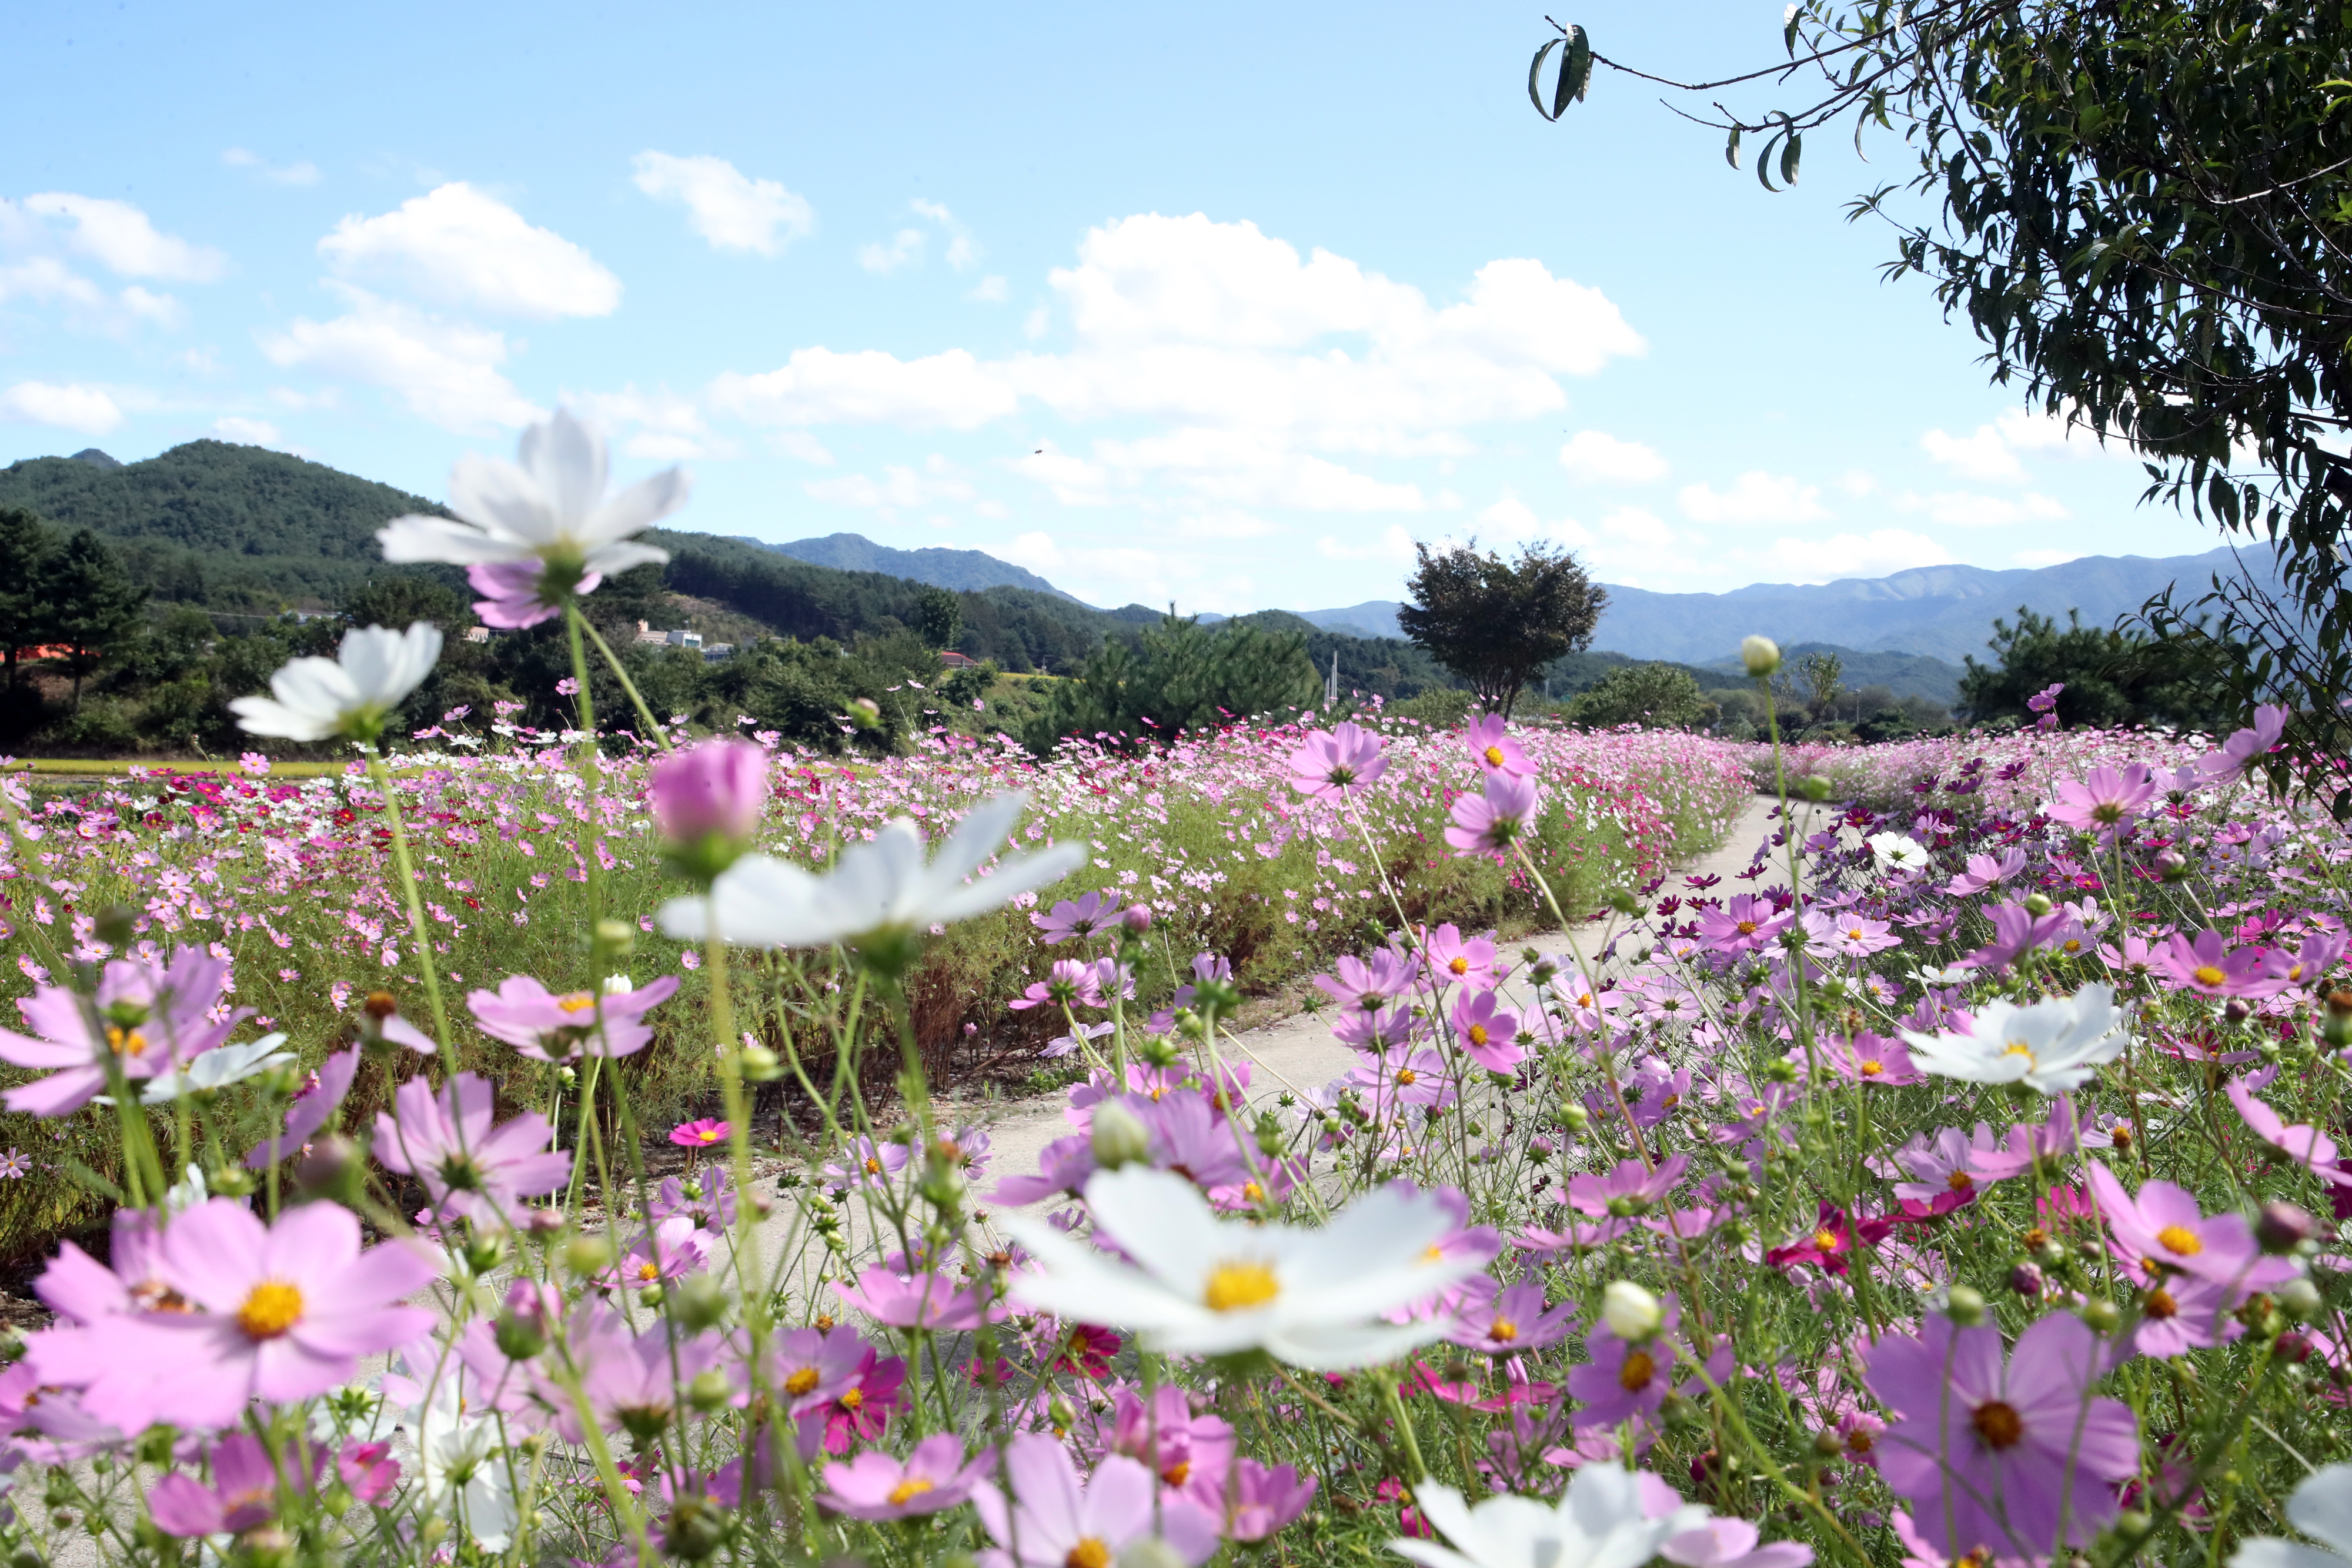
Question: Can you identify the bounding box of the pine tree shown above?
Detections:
[43,529,147,707]
[0,507,56,690]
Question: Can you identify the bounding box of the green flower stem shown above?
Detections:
[577,613,673,751]
[563,604,607,932]
[365,749,457,1076]
[1375,1371,1429,1483]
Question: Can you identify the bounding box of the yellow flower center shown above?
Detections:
[106,1027,149,1057]
[1859,1060,1883,1077]
[784,1368,820,1396]
[1467,1025,1489,1047]
[637,1262,661,1282]
[1736,920,1757,935]
[1618,1350,1656,1391]
[1812,1229,1840,1252]
[1490,1318,1519,1343]
[558,994,597,1013]
[1242,1181,1263,1202]
[888,1477,935,1506]
[1396,1068,1418,1085]
[864,1157,883,1175]
[2144,1287,2179,1320]
[2157,1224,2202,1256]
[1422,1245,1444,1263]
[237,1279,305,1340]
[1162,1460,1191,1486]
[2002,1039,2035,1062]
[1846,1427,1875,1455]
[1970,1400,2023,1450]
[1448,957,1470,976]
[2193,965,2227,988]
[1483,745,1506,767]
[839,1388,863,1410]
[1947,1172,1974,1192]
[1067,1540,1112,1568]
[1203,1260,1280,1312]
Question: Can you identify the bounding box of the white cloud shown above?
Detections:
[1922,406,2119,483]
[709,347,1017,429]
[0,255,183,336]
[805,459,976,512]
[969,275,1010,303]
[566,385,732,460]
[1905,490,2070,528]
[16,193,226,280]
[1015,442,1111,506]
[2014,547,2084,568]
[1677,471,1829,524]
[210,415,282,446]
[1559,430,1667,484]
[910,200,980,270]
[771,430,834,464]
[998,530,1258,616]
[1920,424,2024,483]
[1180,508,1278,540]
[258,286,540,433]
[858,228,926,274]
[0,381,124,435]
[222,148,321,186]
[1753,528,1957,584]
[319,183,620,319]
[630,152,813,256]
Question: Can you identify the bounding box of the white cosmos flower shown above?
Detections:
[1865,831,1929,872]
[658,791,1087,951]
[139,1034,293,1104]
[1898,982,2130,1094]
[376,408,686,580]
[2236,1463,2352,1568]
[229,623,443,743]
[1394,1465,1709,1568]
[1001,1165,1484,1370]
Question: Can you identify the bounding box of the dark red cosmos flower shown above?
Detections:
[1765,1201,1899,1276]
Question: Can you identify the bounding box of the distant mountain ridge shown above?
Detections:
[752,531,1077,600]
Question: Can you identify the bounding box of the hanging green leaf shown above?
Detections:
[1563,26,1593,109]
[1725,123,1743,169]
[1779,130,1803,185]
[1528,38,1563,120]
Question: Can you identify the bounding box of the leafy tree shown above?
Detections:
[1564,663,1719,730]
[342,574,475,635]
[1793,650,1845,718]
[1396,540,1606,718]
[43,529,147,707]
[1025,614,1318,751]
[1956,605,2223,727]
[913,585,964,650]
[0,507,57,689]
[1528,2,2352,800]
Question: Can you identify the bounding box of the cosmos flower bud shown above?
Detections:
[848,697,883,730]
[652,740,767,887]
[1943,1284,1987,1326]
[2152,847,2188,881]
[1740,635,1782,677]
[2021,892,2054,917]
[1090,1101,1151,1171]
[1600,1280,1662,1342]
[2257,1201,2314,1254]
[1121,903,1154,935]
[2278,1277,2322,1323]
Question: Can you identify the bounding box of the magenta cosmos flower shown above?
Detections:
[46,1199,433,1434]
[831,1265,990,1330]
[670,1118,730,1149]
[1451,988,1524,1072]
[0,945,245,1116]
[465,972,679,1062]
[1033,891,1116,944]
[650,738,767,845]
[373,1071,572,1218]
[2043,765,2157,834]
[1285,722,1388,802]
[243,1044,361,1168]
[974,1432,1220,1568]
[1445,771,1541,855]
[2153,931,2284,999]
[2085,1162,2269,1285]
[819,1432,989,1521]
[1315,948,1421,1012]
[1865,1312,2138,1560]
[2200,702,2287,782]
[2227,1077,2351,1186]
[149,1431,323,1536]
[1462,713,1535,777]
[1446,1273,1578,1355]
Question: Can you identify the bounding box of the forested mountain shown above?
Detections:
[754,531,1077,599]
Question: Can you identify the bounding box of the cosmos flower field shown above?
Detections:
[0,413,2343,1568]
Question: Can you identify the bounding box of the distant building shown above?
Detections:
[634,620,669,645]
[463,626,490,644]
[701,642,735,662]
[939,650,978,670]
[634,620,703,648]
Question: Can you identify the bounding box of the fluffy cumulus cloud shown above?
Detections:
[258,286,540,432]
[998,529,1255,614]
[1559,430,1667,484]
[567,385,731,461]
[1677,470,1829,525]
[319,183,620,319]
[710,211,1642,516]
[0,194,220,335]
[222,148,321,187]
[14,194,227,281]
[631,153,813,256]
[804,457,976,517]
[0,380,124,435]
[1904,489,2070,528]
[1921,406,2120,482]
[210,415,284,446]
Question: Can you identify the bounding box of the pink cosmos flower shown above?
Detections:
[1215,1458,1317,1542]
[831,1265,990,1330]
[1865,1312,2139,1560]
[767,1326,868,1416]
[604,1216,713,1289]
[1451,988,1524,1072]
[1010,958,1107,1012]
[652,1166,737,1229]
[1315,948,1422,1015]
[1033,891,1115,943]
[1958,900,2070,971]
[1566,1300,1686,1433]
[1663,1517,1816,1568]
[1423,925,1496,988]
[2266,931,2348,992]
[2153,931,2284,999]
[824,1135,912,1189]
[973,1432,1220,1568]
[243,1044,361,1168]
[669,1117,730,1149]
[1445,1273,1578,1355]
[148,1432,322,1536]
[1818,1032,1920,1086]
[1444,771,1541,854]
[2227,1078,2351,1186]
[1945,847,2027,896]
[1763,1202,1897,1276]
[1349,1042,1454,1113]
[0,945,246,1116]
[2086,1162,2266,1285]
[1802,908,1901,959]
[1135,1090,1250,1191]
[2199,703,2287,782]
[818,1432,990,1520]
[1696,895,1790,955]
[1463,713,1535,776]
[1882,1125,2013,1217]
[1105,1384,1234,1496]
[372,1071,573,1219]
[44,1198,433,1433]
[2044,765,2157,833]
[820,1345,907,1455]
[465,973,680,1062]
[2024,683,2063,714]
[1285,722,1388,803]
[468,558,599,629]
[1565,1154,1690,1218]
[2127,1269,2255,1359]
[649,739,767,847]
[991,1132,1094,1206]
[554,1306,721,1442]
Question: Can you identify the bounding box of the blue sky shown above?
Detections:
[0,0,2219,614]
